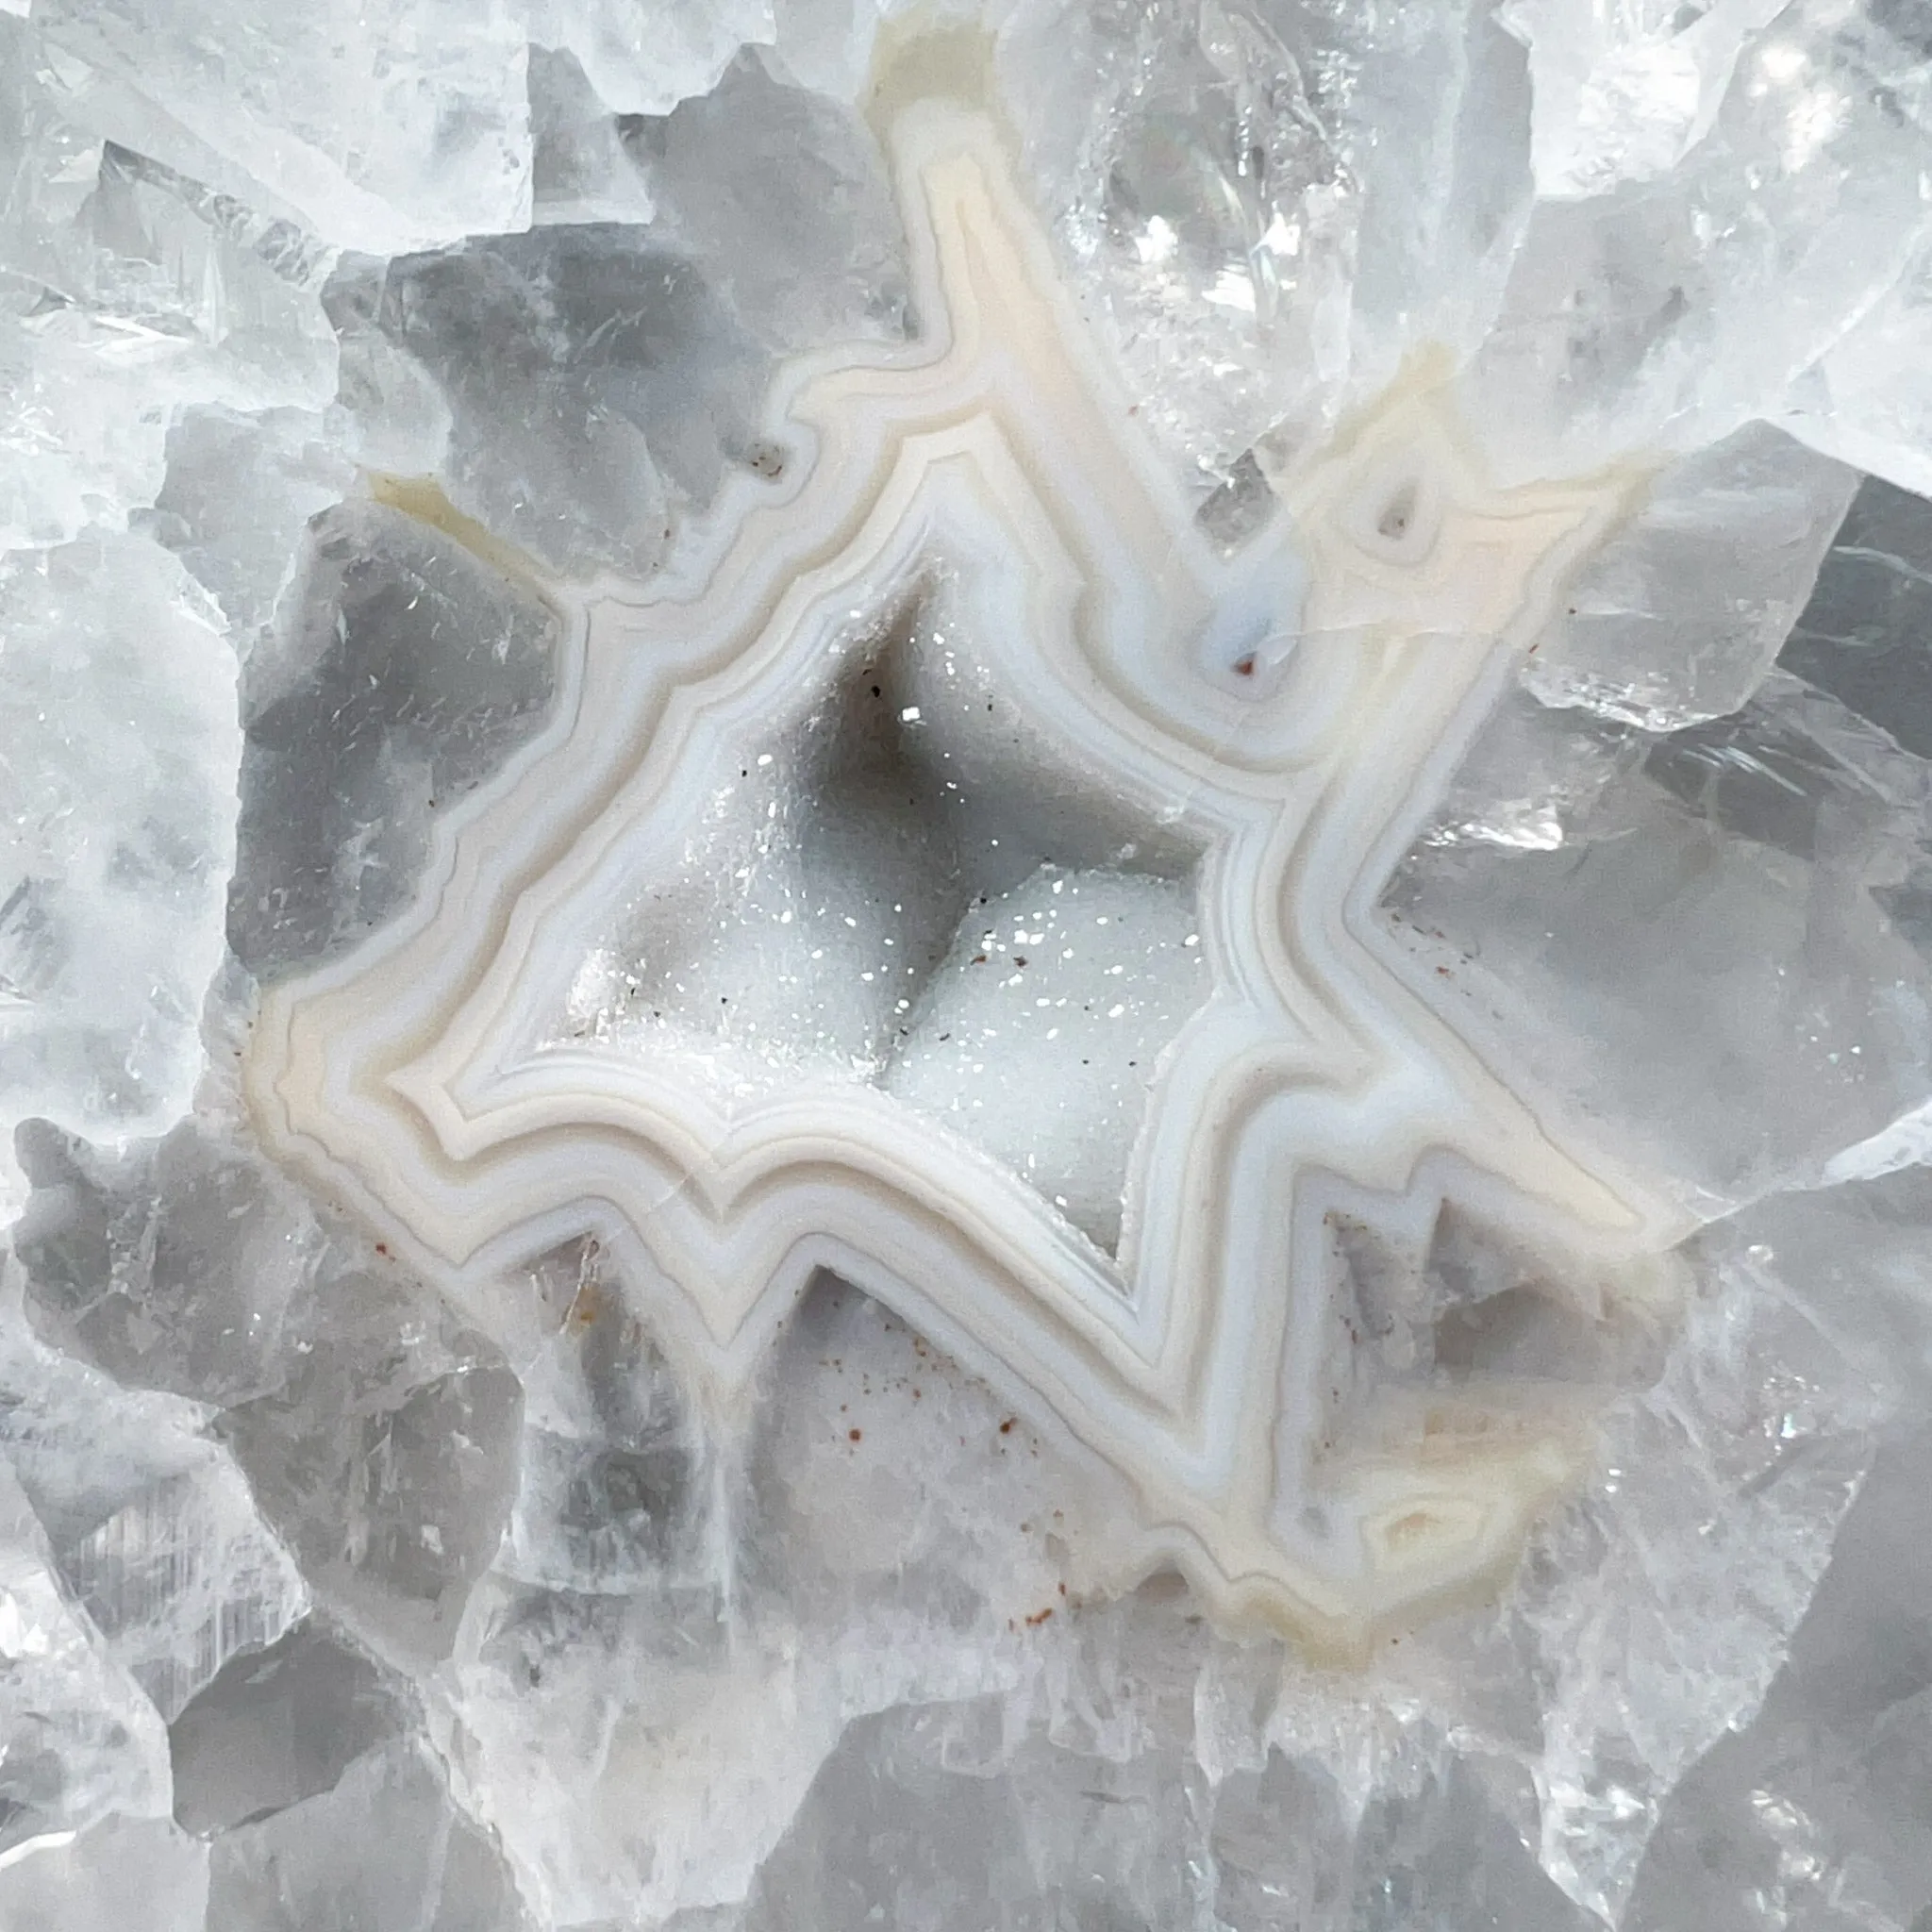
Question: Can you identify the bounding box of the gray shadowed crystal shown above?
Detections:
[332,227,768,578]
[1324,1199,1674,1399]
[527,46,658,226]
[215,1271,524,1663]
[622,49,910,352]
[205,1737,529,1932]
[0,1812,209,1931]
[503,1252,701,1596]
[344,44,908,573]
[167,1617,409,1837]
[1781,472,1932,760]
[227,497,558,979]
[13,1118,326,1408]
[681,1694,1587,1932]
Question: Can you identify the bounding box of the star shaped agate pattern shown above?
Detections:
[246,97,1684,1651]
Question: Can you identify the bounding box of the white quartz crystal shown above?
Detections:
[1385,671,1932,1208]
[1504,0,1789,199]
[1470,1,1932,482]
[0,1458,173,1861]
[8,3,1932,1928]
[0,534,239,1215]
[0,23,339,556]
[1783,220,1932,496]
[33,0,533,256]
[526,0,777,116]
[0,1814,209,1931]
[1523,421,1859,728]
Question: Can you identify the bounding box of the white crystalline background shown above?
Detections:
[3,0,1932,1927]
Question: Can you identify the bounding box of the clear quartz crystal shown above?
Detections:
[8,2,1932,1928]
[0,535,240,1215]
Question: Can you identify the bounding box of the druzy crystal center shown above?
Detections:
[559,580,1209,1255]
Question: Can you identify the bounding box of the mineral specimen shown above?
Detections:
[5,4,1932,1930]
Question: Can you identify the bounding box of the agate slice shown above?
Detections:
[245,89,1687,1653]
